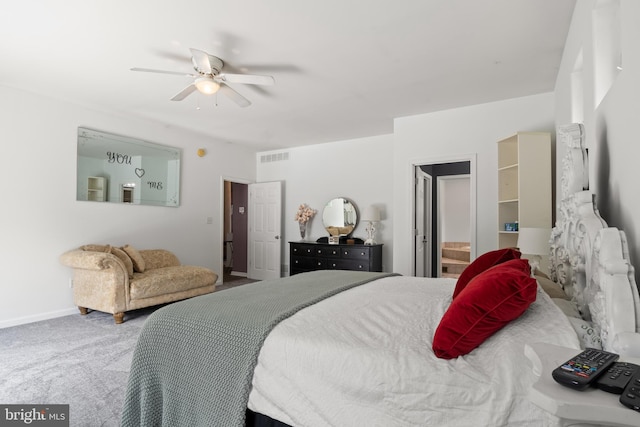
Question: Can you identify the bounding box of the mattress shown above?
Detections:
[248,275,581,426]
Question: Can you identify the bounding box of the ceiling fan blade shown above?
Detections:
[131,67,194,77]
[218,73,275,86]
[190,48,213,74]
[219,83,251,108]
[170,84,197,101]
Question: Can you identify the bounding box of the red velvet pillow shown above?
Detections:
[432,258,537,359]
[452,248,521,299]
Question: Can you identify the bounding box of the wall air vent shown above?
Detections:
[260,152,289,163]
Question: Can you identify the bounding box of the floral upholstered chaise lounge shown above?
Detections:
[60,244,217,324]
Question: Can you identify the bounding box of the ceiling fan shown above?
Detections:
[131,48,275,107]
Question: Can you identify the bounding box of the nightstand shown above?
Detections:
[525,342,640,427]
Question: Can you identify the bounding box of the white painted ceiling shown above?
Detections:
[1,0,576,150]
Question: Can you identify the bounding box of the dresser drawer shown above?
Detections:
[291,256,326,270]
[317,246,341,258]
[340,247,372,260]
[291,244,316,257]
[328,259,369,271]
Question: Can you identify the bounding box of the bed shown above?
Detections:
[121,123,640,427]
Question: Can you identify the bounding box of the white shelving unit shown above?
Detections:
[87,176,106,202]
[497,132,551,249]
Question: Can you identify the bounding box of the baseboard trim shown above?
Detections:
[0,307,78,329]
[230,271,248,277]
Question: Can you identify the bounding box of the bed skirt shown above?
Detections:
[246,410,291,427]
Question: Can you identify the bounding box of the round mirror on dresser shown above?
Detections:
[322,197,358,238]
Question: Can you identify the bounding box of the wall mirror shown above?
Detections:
[77,127,181,207]
[322,197,358,237]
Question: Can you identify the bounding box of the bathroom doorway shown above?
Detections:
[223,180,249,282]
[413,158,475,278]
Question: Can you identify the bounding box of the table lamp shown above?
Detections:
[517,227,551,274]
[361,206,380,245]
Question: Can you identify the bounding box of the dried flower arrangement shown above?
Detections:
[294,203,316,224]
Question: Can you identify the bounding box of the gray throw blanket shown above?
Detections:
[121,270,397,427]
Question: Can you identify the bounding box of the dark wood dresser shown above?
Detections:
[289,241,383,276]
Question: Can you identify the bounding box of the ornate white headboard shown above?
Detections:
[550,123,640,356]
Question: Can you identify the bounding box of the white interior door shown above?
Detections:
[415,167,432,277]
[248,181,282,280]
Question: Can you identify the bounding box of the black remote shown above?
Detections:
[620,373,640,411]
[552,348,620,390]
[595,362,640,394]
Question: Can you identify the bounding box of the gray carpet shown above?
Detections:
[0,278,256,427]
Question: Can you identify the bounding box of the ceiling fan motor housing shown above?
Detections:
[192,55,223,76]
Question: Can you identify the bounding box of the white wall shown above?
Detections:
[392,93,556,276]
[0,85,257,328]
[554,0,640,279]
[257,93,555,277]
[256,134,394,273]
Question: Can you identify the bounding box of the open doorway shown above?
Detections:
[413,159,475,278]
[223,180,249,282]
[438,175,471,278]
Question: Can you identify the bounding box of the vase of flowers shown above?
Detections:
[298,222,307,240]
[294,203,316,240]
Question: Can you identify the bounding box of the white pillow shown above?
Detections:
[568,317,602,349]
[552,298,581,318]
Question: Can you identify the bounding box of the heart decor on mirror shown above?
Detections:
[135,168,145,178]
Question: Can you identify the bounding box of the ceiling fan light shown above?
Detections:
[195,77,220,95]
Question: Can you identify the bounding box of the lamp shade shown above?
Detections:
[517,227,551,255]
[361,206,380,222]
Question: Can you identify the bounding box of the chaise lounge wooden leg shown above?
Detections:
[113,312,125,324]
[78,307,88,315]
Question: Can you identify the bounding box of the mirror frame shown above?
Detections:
[321,197,358,237]
[76,127,181,207]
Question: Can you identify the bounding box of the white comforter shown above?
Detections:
[248,275,581,427]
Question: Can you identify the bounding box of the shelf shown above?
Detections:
[498,234,519,249]
[497,135,519,168]
[87,176,106,202]
[498,166,519,201]
[498,164,518,172]
[496,132,551,250]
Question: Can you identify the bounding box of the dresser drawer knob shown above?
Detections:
[307,249,312,253]
[360,252,365,256]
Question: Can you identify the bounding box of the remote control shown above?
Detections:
[619,373,640,411]
[552,348,619,390]
[595,362,640,394]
